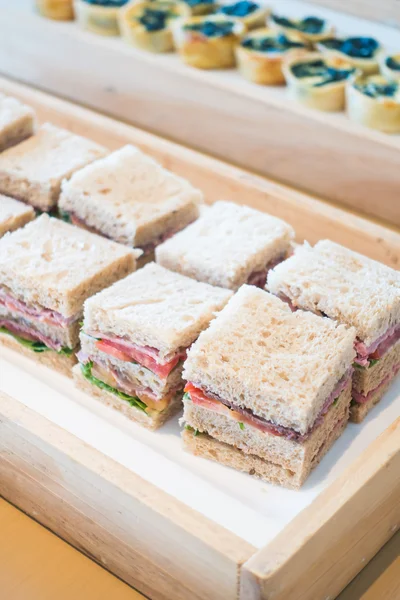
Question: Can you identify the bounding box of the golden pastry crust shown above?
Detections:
[185,0,218,16]
[173,14,246,69]
[346,73,400,133]
[236,27,308,85]
[36,0,74,20]
[283,52,358,112]
[119,0,190,52]
[268,13,334,45]
[74,0,128,36]
[317,36,383,75]
[217,1,270,31]
[380,54,400,82]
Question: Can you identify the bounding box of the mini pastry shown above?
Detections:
[317,36,383,75]
[217,1,269,31]
[36,0,74,20]
[119,1,190,52]
[173,14,246,69]
[269,13,334,44]
[74,0,130,36]
[182,0,217,16]
[347,74,400,133]
[284,52,357,112]
[381,54,400,82]
[236,28,308,85]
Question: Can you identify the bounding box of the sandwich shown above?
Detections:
[0,93,36,153]
[267,240,400,422]
[0,214,137,376]
[156,200,294,290]
[0,123,107,212]
[59,145,202,261]
[74,262,232,429]
[0,195,35,237]
[182,286,356,488]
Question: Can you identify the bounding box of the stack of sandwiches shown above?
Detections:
[0,92,36,152]
[182,285,356,488]
[0,195,35,237]
[267,240,400,422]
[74,263,232,429]
[156,200,294,289]
[0,215,137,376]
[0,123,107,212]
[59,145,202,260]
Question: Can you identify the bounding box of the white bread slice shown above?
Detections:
[0,214,137,317]
[0,93,35,152]
[156,200,294,290]
[0,123,107,210]
[0,195,35,237]
[59,145,202,247]
[83,262,233,359]
[267,240,400,347]
[0,330,77,378]
[73,364,183,430]
[183,285,356,435]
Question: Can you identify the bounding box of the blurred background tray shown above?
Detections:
[0,0,399,227]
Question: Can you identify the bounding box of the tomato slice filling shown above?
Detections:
[95,338,184,379]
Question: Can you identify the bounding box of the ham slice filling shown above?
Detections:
[247,254,287,289]
[0,318,65,352]
[185,369,352,442]
[0,288,79,328]
[86,331,187,379]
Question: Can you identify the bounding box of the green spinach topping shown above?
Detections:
[184,20,235,37]
[355,80,398,98]
[321,36,379,59]
[387,56,400,71]
[291,59,355,86]
[0,326,73,355]
[271,14,325,34]
[241,32,305,52]
[82,0,129,6]
[184,0,214,5]
[219,1,258,18]
[81,361,148,412]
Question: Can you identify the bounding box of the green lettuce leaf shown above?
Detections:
[0,326,73,355]
[185,425,200,436]
[238,422,245,431]
[81,361,147,413]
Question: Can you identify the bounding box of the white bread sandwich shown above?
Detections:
[0,123,107,212]
[182,285,356,489]
[59,145,202,261]
[156,200,294,290]
[0,93,36,152]
[267,240,400,423]
[0,214,137,376]
[74,262,232,430]
[0,195,35,237]
[156,201,294,290]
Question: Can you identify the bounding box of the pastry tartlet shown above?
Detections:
[269,13,334,44]
[119,1,190,52]
[284,52,357,112]
[182,0,217,16]
[381,54,400,82]
[74,0,130,36]
[317,36,383,75]
[173,14,246,69]
[347,74,400,133]
[236,28,308,85]
[36,0,74,19]
[217,1,269,31]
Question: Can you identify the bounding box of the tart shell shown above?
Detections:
[346,74,400,133]
[317,40,382,75]
[36,0,74,20]
[268,15,335,45]
[74,0,124,36]
[380,54,400,82]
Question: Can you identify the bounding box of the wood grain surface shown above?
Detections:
[1,499,399,600]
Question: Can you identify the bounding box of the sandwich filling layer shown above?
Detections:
[352,363,400,405]
[77,330,188,413]
[184,368,352,442]
[0,286,79,354]
[246,252,287,288]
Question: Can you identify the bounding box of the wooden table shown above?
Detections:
[1,499,399,600]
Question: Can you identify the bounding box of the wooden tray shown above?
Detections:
[0,78,399,600]
[0,0,399,227]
